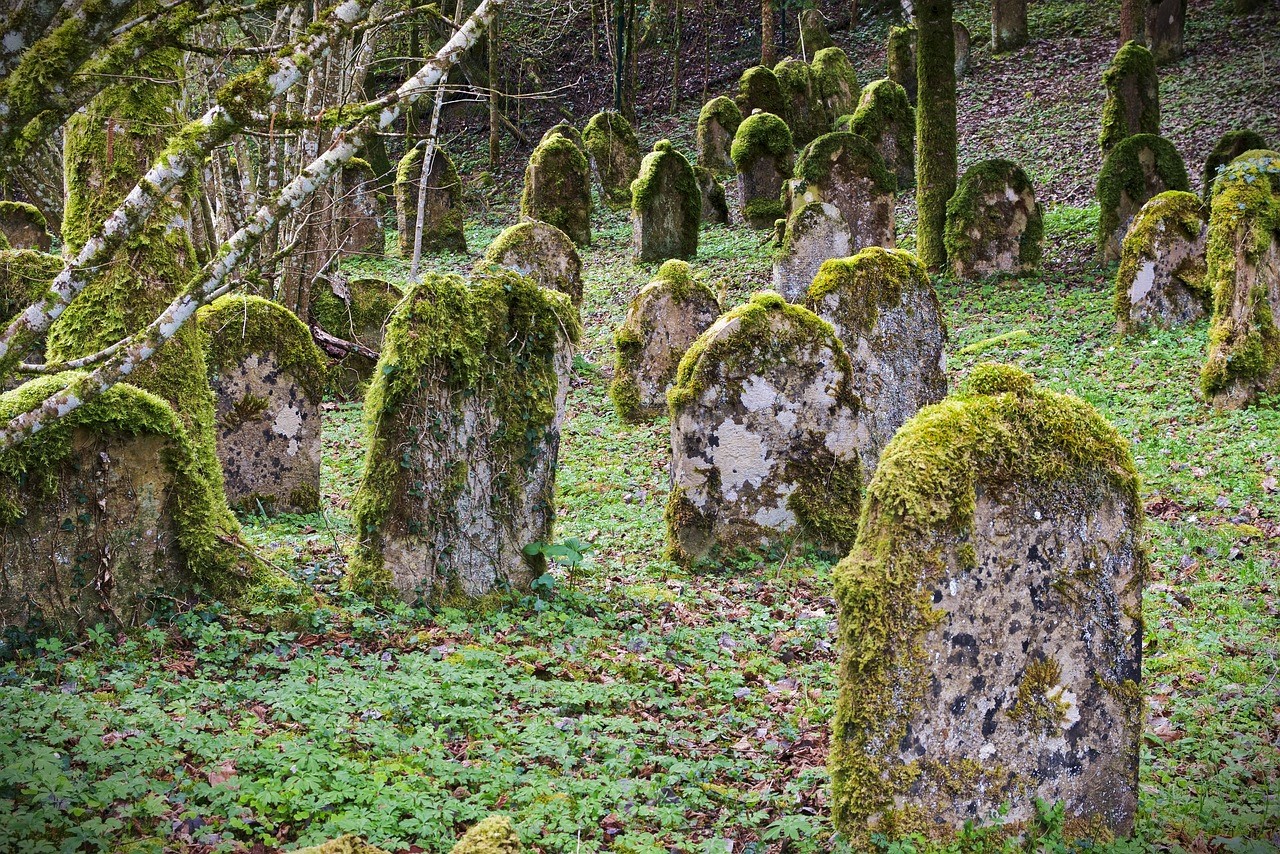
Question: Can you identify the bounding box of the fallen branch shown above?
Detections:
[312,326,379,362]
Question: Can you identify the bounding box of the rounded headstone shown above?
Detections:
[792,131,896,251]
[1202,129,1269,202]
[886,25,918,105]
[0,202,53,252]
[1115,191,1209,334]
[773,58,828,148]
[796,8,836,60]
[482,220,584,307]
[772,201,852,302]
[521,134,593,247]
[811,47,860,125]
[1096,133,1189,263]
[736,65,786,119]
[583,110,642,210]
[945,158,1044,279]
[395,144,465,256]
[1099,41,1160,155]
[696,96,743,176]
[631,140,701,264]
[540,122,584,152]
[731,112,795,229]
[847,79,915,189]
[953,21,971,77]
[339,159,384,256]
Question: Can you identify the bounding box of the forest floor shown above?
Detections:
[2,0,1280,852]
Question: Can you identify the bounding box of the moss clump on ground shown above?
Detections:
[1099,41,1160,154]
[449,816,524,854]
[810,47,859,123]
[1096,133,1189,260]
[197,294,328,401]
[1202,130,1269,201]
[736,65,786,118]
[293,836,391,854]
[582,110,642,209]
[829,363,1144,844]
[540,122,584,151]
[1114,190,1210,328]
[696,96,743,174]
[886,25,917,104]
[394,143,467,256]
[848,78,915,188]
[1199,151,1280,405]
[630,140,701,262]
[944,158,1044,275]
[795,132,896,196]
[520,134,593,246]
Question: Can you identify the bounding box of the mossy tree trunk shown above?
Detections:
[1119,0,1147,45]
[915,0,957,270]
[991,0,1028,52]
[762,0,777,66]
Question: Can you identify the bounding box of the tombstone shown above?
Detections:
[992,0,1028,53]
[310,276,404,398]
[541,122,584,152]
[631,140,701,264]
[811,47,860,125]
[946,159,1044,279]
[1145,0,1186,65]
[886,25,917,105]
[666,291,865,567]
[481,220,584,307]
[1201,151,1280,408]
[394,143,466,256]
[1099,41,1159,154]
[736,65,786,118]
[791,132,895,250]
[773,59,828,148]
[583,110,642,209]
[0,378,224,634]
[1096,133,1189,263]
[953,21,972,76]
[1202,129,1269,201]
[0,201,53,252]
[805,248,947,467]
[696,96,743,175]
[773,202,851,302]
[694,166,730,225]
[732,112,795,229]
[520,133,592,247]
[198,295,326,515]
[1115,191,1209,334]
[795,8,836,60]
[339,158,385,256]
[830,363,1144,845]
[349,269,581,602]
[610,259,721,423]
[847,79,915,189]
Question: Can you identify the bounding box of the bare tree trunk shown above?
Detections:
[489,12,500,168]
[671,0,681,114]
[1120,0,1147,45]
[762,0,776,66]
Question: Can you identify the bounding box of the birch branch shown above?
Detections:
[0,0,503,453]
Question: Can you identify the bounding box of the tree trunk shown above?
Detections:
[671,0,682,114]
[489,12,501,168]
[762,0,776,66]
[1119,0,1147,45]
[916,0,957,271]
[991,0,1027,52]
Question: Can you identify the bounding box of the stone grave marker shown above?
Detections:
[737,65,786,119]
[694,166,730,225]
[945,159,1044,279]
[583,110,642,209]
[697,96,743,176]
[520,134,593,246]
[846,79,915,189]
[792,131,896,252]
[395,143,466,255]
[631,140,701,263]
[1202,129,1268,201]
[732,112,795,229]
[1099,41,1159,154]
[482,220,584,307]
[1115,191,1209,333]
[1096,133,1189,263]
[339,158,385,256]
[773,202,851,302]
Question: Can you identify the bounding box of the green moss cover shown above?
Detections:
[348,269,582,597]
[806,246,932,331]
[1200,151,1280,403]
[1095,133,1190,260]
[829,363,1143,843]
[520,134,593,246]
[0,249,63,326]
[1114,191,1210,328]
[293,836,391,854]
[944,158,1044,273]
[482,221,584,306]
[449,816,524,854]
[1099,41,1160,154]
[730,112,794,172]
[394,144,466,255]
[582,110,642,209]
[736,65,786,118]
[631,140,701,262]
[848,78,915,187]
[197,295,328,401]
[796,132,896,195]
[810,47,859,123]
[796,8,836,58]
[696,96,743,173]
[886,25,917,104]
[0,201,51,248]
[1203,130,1269,202]
[915,0,958,271]
[310,277,403,342]
[540,122,584,151]
[772,58,827,147]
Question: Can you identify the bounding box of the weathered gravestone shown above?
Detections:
[1115,191,1209,334]
[791,131,896,250]
[541,122,584,152]
[945,159,1044,279]
[694,166,730,225]
[795,8,836,59]
[805,248,947,468]
[198,295,327,515]
[1200,151,1280,409]
[697,96,743,175]
[482,220,584,307]
[610,259,721,423]
[349,269,581,602]
[1096,133,1189,262]
[1144,0,1187,65]
[0,377,239,634]
[1202,129,1269,201]
[845,79,915,189]
[830,363,1145,845]
[886,25,917,104]
[773,58,828,148]
[1099,41,1160,154]
[737,65,787,119]
[773,202,851,302]
[665,291,865,567]
[0,201,53,252]
[339,158,385,256]
[520,134,593,246]
[732,112,795,229]
[395,143,466,255]
[310,276,403,398]
[583,110,642,209]
[631,140,701,264]
[811,47,860,126]
[953,21,972,76]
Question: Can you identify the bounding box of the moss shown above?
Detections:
[944,158,1044,275]
[348,269,582,597]
[795,132,896,196]
[915,0,958,271]
[540,122,584,152]
[1113,190,1210,327]
[805,247,930,332]
[630,140,701,261]
[693,165,730,223]
[736,65,786,118]
[520,134,593,247]
[796,8,836,58]
[810,47,859,123]
[1099,41,1159,154]
[449,816,523,854]
[482,221,584,306]
[292,836,391,854]
[0,249,64,326]
[1203,130,1269,202]
[311,277,403,341]
[730,112,794,173]
[829,363,1145,843]
[1096,134,1190,260]
[394,144,466,255]
[582,110,642,209]
[1007,656,1071,734]
[196,294,328,401]
[886,25,917,104]
[0,201,52,248]
[696,96,743,173]
[848,79,915,188]
[772,58,827,148]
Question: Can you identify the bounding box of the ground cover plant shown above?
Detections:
[1,0,1278,851]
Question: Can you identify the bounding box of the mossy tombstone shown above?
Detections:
[631,140,701,264]
[696,97,743,176]
[540,122,584,152]
[1099,41,1160,155]
[811,47,860,124]
[795,8,836,60]
[773,202,852,302]
[0,201,53,252]
[693,165,730,225]
[310,276,404,399]
[610,260,721,423]
[583,110,642,209]
[349,270,581,602]
[339,159,385,256]
[1202,129,1269,202]
[198,295,326,515]
[520,135,593,247]
[847,79,915,189]
[481,220,584,307]
[1115,191,1210,334]
[791,131,896,252]
[666,292,865,568]
[805,248,947,467]
[731,112,795,229]
[886,25,918,104]
[773,58,828,148]
[736,66,786,119]
[394,143,466,256]
[1096,133,1189,262]
[953,20,972,76]
[945,158,1044,279]
[830,364,1144,844]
